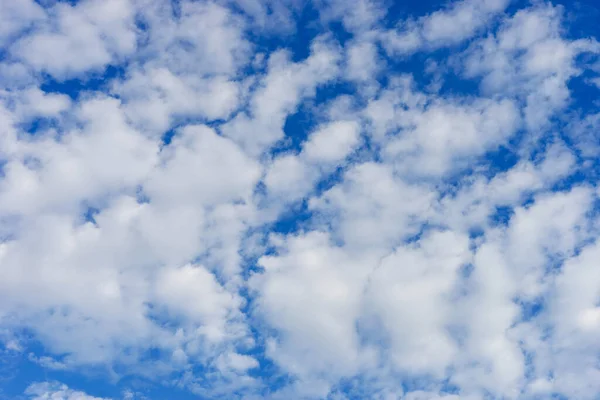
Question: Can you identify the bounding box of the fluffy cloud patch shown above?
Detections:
[25,382,110,400]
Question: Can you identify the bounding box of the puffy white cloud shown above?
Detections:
[0,96,158,216]
[154,264,242,342]
[303,120,360,163]
[364,230,472,377]
[110,0,252,134]
[568,112,600,158]
[421,0,508,44]
[114,68,242,135]
[12,0,137,78]
[434,141,578,232]
[222,36,342,155]
[11,87,72,119]
[310,162,434,250]
[316,0,386,33]
[345,38,382,83]
[460,4,600,131]
[263,119,361,204]
[382,97,520,177]
[222,0,300,32]
[25,382,110,400]
[250,231,375,388]
[382,0,510,55]
[0,0,45,48]
[145,125,260,208]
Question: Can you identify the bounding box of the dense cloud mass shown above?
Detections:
[1,0,600,399]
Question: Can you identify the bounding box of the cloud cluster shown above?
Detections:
[25,382,110,400]
[2,0,600,399]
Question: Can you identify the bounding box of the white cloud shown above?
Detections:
[316,0,386,33]
[568,112,600,158]
[28,354,68,371]
[0,0,45,48]
[460,4,600,131]
[309,162,434,250]
[382,97,520,177]
[12,0,136,79]
[421,0,508,45]
[114,68,242,135]
[364,230,472,378]
[382,0,510,55]
[250,231,374,387]
[264,154,317,202]
[262,118,362,205]
[154,264,241,343]
[222,36,342,155]
[25,382,110,400]
[0,96,158,216]
[111,0,252,134]
[145,125,260,208]
[2,86,72,121]
[133,0,252,78]
[345,37,382,83]
[434,141,577,232]
[303,120,360,163]
[215,351,259,373]
[221,0,299,32]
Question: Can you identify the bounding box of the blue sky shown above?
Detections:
[1,0,600,399]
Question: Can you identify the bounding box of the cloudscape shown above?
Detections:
[1,0,600,399]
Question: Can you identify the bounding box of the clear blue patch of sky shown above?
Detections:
[40,66,125,99]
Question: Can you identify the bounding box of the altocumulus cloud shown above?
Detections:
[1,0,600,399]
